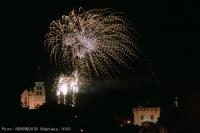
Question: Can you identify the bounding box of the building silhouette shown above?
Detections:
[133,106,160,126]
[21,82,46,109]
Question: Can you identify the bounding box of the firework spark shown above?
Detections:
[56,70,81,106]
[45,8,139,79]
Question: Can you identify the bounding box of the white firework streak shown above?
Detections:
[56,70,82,106]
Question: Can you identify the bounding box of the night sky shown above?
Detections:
[0,0,199,115]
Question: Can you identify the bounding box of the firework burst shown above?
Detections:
[55,70,84,107]
[45,8,139,79]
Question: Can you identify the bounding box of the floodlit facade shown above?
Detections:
[133,106,160,126]
[21,82,46,109]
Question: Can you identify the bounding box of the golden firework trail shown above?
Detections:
[45,8,139,79]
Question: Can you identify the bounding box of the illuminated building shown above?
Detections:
[133,106,160,126]
[21,82,46,109]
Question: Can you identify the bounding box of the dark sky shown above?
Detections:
[0,0,199,108]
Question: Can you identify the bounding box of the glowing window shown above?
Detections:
[37,91,42,95]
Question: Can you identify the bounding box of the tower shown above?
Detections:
[133,106,160,126]
[29,82,46,109]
